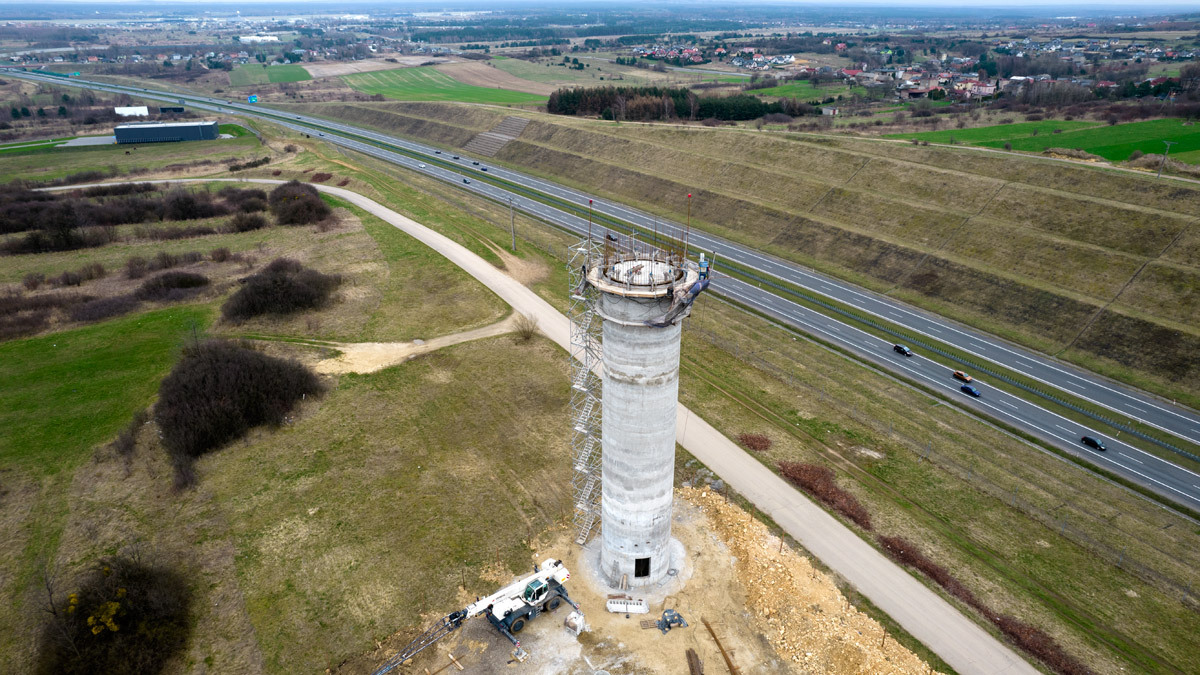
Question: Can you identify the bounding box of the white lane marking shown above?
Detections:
[1120,453,1144,465]
[1056,425,1075,434]
[999,400,1018,410]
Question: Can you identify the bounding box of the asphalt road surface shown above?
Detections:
[13,70,1200,509]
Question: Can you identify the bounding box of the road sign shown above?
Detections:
[247,95,258,103]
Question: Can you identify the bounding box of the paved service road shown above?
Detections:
[154,178,1031,675]
[15,71,1200,509]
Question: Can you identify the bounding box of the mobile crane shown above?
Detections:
[371,558,581,675]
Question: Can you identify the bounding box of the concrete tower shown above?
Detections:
[586,249,707,588]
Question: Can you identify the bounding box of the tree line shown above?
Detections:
[547,85,821,122]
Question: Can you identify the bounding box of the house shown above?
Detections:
[821,106,839,116]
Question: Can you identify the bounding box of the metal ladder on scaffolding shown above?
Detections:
[568,238,602,545]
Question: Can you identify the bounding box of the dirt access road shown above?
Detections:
[136,178,1037,675]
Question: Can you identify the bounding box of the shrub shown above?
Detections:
[1004,142,1012,151]
[37,554,191,675]
[269,181,331,226]
[221,258,342,322]
[310,172,332,183]
[513,313,539,341]
[134,271,209,302]
[0,309,50,340]
[1025,113,1043,121]
[135,224,219,241]
[737,433,772,451]
[22,272,45,290]
[778,462,872,530]
[877,535,980,609]
[125,256,148,279]
[160,189,227,221]
[229,212,267,232]
[154,340,323,467]
[237,197,267,213]
[283,144,298,153]
[68,295,140,323]
[78,263,105,281]
[51,270,83,287]
[1128,149,1144,161]
[110,409,149,457]
[210,247,231,262]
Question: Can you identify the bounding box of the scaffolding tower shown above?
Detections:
[568,236,603,545]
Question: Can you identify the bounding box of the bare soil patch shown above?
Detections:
[306,315,517,375]
[435,61,556,96]
[360,487,937,675]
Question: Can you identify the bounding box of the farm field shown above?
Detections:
[890,118,1200,163]
[229,63,312,87]
[341,66,547,105]
[749,78,860,99]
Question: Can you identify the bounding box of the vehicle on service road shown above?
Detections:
[961,384,981,397]
[893,344,913,357]
[953,370,972,382]
[1081,435,1107,451]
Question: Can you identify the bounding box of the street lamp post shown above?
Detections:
[508,197,516,252]
[1157,140,1178,178]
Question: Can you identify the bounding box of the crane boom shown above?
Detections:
[370,559,575,675]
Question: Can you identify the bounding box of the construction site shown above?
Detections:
[363,222,940,675]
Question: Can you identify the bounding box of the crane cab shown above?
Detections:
[523,579,548,605]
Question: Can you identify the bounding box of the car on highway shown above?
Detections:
[960,384,981,397]
[893,344,913,357]
[953,370,972,383]
[419,163,426,168]
[1081,435,1107,451]
[480,167,488,171]
[463,178,471,184]
[318,132,324,136]
[435,150,441,154]
[472,160,479,165]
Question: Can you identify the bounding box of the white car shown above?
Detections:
[419,163,426,168]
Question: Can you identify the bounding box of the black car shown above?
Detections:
[463,178,471,184]
[452,155,460,159]
[472,160,479,165]
[435,150,441,154]
[1081,435,1107,451]
[960,384,981,397]
[893,344,913,357]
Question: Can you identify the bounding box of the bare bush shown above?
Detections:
[110,409,149,457]
[229,212,268,232]
[221,258,342,322]
[22,272,45,290]
[68,295,140,323]
[778,462,872,530]
[154,340,323,475]
[736,433,772,451]
[269,181,331,226]
[513,313,539,341]
[134,271,209,302]
[125,256,148,279]
[210,247,231,263]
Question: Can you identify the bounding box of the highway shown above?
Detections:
[10,69,1200,510]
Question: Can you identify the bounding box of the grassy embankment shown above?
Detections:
[889,118,1200,164]
[341,66,548,106]
[273,101,1200,413]
[0,134,261,183]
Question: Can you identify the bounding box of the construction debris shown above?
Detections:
[606,597,650,614]
[686,648,704,675]
[702,618,740,675]
[564,611,587,636]
[657,609,689,634]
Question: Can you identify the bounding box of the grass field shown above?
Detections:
[341,66,548,105]
[890,118,1200,163]
[229,64,312,87]
[749,78,858,99]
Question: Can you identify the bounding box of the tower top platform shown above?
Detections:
[586,254,699,299]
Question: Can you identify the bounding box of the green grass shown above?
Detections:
[341,66,547,106]
[218,123,251,136]
[267,64,312,84]
[884,120,1100,144]
[0,305,211,475]
[749,79,857,99]
[890,118,1200,163]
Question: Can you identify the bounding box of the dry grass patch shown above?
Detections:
[203,337,571,674]
[1112,262,1200,327]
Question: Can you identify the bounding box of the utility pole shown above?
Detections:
[508,197,516,252]
[1157,140,1178,178]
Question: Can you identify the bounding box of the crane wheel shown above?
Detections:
[510,618,526,633]
[545,597,562,612]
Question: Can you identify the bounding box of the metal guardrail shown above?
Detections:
[725,265,1200,465]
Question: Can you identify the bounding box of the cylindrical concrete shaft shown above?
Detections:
[598,290,681,588]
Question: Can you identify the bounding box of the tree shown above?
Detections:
[10,107,19,120]
[162,59,173,67]
[58,105,68,116]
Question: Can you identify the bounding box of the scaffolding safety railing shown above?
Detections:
[569,237,603,545]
